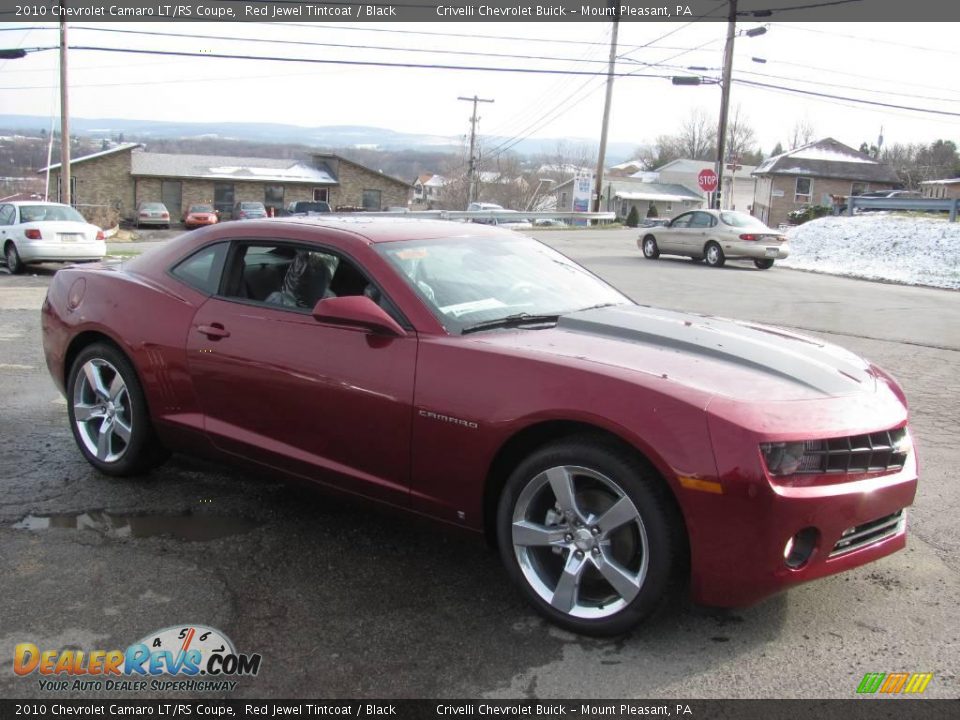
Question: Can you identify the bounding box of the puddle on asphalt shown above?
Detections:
[12,510,260,541]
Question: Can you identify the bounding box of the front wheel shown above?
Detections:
[67,343,168,476]
[641,235,660,259]
[5,242,24,274]
[754,258,774,270]
[704,242,726,268]
[497,436,685,636]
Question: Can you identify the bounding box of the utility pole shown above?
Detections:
[59,9,71,206]
[713,0,737,209]
[458,95,494,207]
[592,11,619,214]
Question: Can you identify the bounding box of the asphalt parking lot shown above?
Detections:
[0,227,957,699]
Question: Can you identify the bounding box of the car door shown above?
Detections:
[0,204,14,246]
[683,211,715,255]
[185,239,417,506]
[658,212,693,252]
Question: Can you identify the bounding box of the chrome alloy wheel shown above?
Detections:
[72,358,133,463]
[511,465,649,619]
[643,238,657,256]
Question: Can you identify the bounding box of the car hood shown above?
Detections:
[472,304,878,402]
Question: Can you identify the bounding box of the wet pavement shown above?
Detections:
[0,230,958,699]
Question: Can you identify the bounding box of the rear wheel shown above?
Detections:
[704,242,726,268]
[67,343,168,476]
[754,258,774,270]
[5,242,24,274]
[641,235,660,259]
[497,436,684,636]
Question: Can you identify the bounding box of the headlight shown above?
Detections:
[761,427,911,477]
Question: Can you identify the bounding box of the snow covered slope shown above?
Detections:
[782,215,960,290]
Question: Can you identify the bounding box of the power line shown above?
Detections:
[59,45,675,79]
[773,22,960,57]
[733,77,960,118]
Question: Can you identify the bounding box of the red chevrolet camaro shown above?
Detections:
[41,217,917,635]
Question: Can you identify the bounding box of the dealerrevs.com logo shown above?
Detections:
[14,625,261,693]
[857,672,934,695]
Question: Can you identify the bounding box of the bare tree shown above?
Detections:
[788,118,816,150]
[725,104,758,163]
[676,107,716,160]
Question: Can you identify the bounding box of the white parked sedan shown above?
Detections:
[1,201,106,274]
[637,209,789,269]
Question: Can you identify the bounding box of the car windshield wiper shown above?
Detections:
[461,313,561,335]
[575,302,623,313]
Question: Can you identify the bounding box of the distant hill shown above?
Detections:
[0,115,636,164]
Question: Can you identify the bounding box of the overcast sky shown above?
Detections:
[1,20,958,158]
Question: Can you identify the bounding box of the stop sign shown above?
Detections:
[698,168,718,193]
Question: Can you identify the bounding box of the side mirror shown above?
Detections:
[311,296,407,337]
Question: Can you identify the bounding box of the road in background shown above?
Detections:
[0,228,957,699]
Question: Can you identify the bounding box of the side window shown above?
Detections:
[671,213,693,228]
[689,212,712,228]
[170,243,228,295]
[220,243,400,320]
[0,205,13,225]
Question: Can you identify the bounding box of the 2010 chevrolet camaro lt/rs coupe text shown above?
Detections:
[41,217,917,635]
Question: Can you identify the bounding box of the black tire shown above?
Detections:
[496,435,685,636]
[66,342,168,476]
[5,242,24,274]
[704,241,726,268]
[754,258,774,270]
[641,235,660,259]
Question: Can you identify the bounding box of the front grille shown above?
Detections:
[798,427,909,475]
[830,510,905,557]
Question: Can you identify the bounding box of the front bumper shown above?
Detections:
[685,415,917,607]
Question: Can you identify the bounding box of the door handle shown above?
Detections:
[196,323,230,339]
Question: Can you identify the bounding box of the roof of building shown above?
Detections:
[131,152,338,184]
[40,143,144,172]
[613,182,704,203]
[652,158,758,179]
[752,138,899,182]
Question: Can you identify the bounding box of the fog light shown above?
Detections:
[784,527,818,569]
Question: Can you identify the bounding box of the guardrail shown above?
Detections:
[846,196,960,221]
[353,210,618,222]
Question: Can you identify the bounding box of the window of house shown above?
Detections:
[264,185,284,213]
[362,190,382,211]
[214,183,235,217]
[851,182,867,196]
[313,188,329,202]
[57,176,78,205]
[795,177,812,203]
[560,192,568,208]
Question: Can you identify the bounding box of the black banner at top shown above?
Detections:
[0,0,958,23]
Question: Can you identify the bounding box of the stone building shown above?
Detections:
[751,138,900,227]
[42,144,411,222]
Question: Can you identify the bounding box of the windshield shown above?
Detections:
[377,234,630,333]
[19,204,86,223]
[720,211,768,229]
[241,202,264,210]
[189,204,214,213]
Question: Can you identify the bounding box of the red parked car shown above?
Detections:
[41,218,917,635]
[182,203,219,230]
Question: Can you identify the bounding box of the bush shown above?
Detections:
[646,202,659,218]
[625,205,640,228]
[787,205,832,225]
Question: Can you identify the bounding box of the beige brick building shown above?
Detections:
[751,138,900,228]
[43,144,411,222]
[920,178,960,199]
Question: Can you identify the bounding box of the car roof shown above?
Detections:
[244,215,518,244]
[7,200,69,207]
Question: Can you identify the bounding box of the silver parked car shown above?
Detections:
[1,201,106,274]
[638,209,790,269]
[135,202,171,229]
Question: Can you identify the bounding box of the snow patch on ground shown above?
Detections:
[782,215,960,290]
